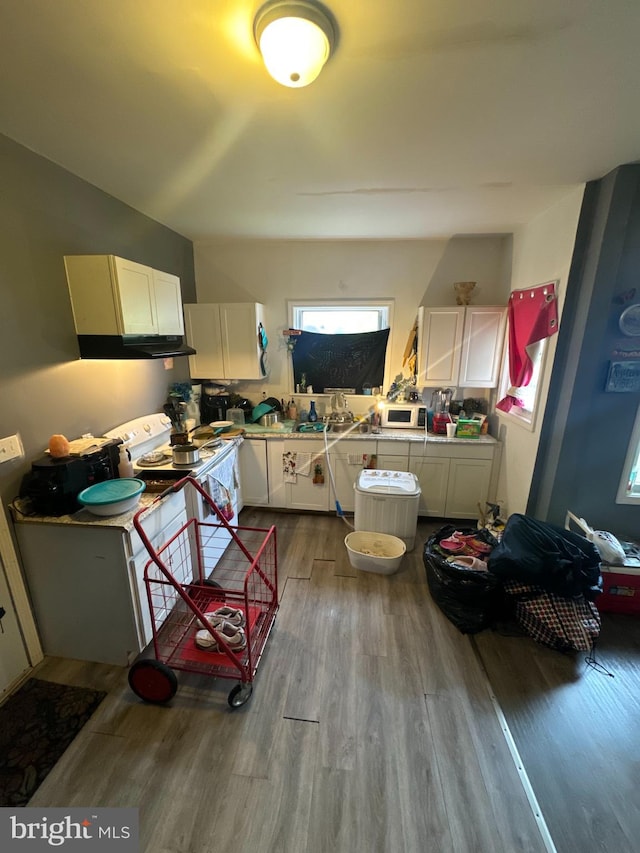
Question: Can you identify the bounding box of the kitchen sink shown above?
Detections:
[295,421,370,434]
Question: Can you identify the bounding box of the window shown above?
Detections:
[288,299,394,393]
[616,403,640,503]
[497,338,548,429]
[290,301,391,333]
[496,281,558,430]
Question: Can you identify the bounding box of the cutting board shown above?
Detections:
[220,428,246,439]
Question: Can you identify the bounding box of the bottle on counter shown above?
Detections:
[308,400,318,423]
[287,398,298,421]
[118,444,134,478]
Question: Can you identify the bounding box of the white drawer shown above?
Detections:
[413,443,495,461]
[125,489,187,559]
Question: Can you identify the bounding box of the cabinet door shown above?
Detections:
[266,438,286,507]
[130,508,188,650]
[458,306,506,388]
[239,439,269,506]
[184,303,224,379]
[330,441,377,512]
[445,458,492,518]
[375,439,411,473]
[219,303,265,380]
[153,269,184,335]
[418,307,465,386]
[282,440,331,511]
[408,457,449,516]
[113,257,158,334]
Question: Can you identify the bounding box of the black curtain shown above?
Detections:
[291,329,390,393]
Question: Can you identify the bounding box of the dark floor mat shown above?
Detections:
[0,677,106,807]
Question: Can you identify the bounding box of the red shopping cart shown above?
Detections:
[129,476,278,708]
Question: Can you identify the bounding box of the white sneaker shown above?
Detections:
[211,605,245,628]
[195,620,247,652]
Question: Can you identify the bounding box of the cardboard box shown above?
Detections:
[455,418,481,438]
[597,566,640,614]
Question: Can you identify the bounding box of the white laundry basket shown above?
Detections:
[344,531,406,574]
[354,469,421,551]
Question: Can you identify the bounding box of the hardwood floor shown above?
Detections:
[27,511,549,853]
[473,611,640,853]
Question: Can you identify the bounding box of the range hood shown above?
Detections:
[77,334,196,360]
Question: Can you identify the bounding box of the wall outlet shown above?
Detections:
[0,433,24,464]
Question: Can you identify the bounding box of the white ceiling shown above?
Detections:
[1,0,640,241]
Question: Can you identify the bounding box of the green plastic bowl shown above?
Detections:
[78,478,146,516]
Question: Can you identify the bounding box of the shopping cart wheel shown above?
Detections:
[228,683,253,708]
[128,660,178,704]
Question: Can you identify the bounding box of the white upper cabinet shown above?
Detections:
[152,268,184,335]
[64,255,184,336]
[418,307,465,386]
[418,305,506,388]
[184,302,266,380]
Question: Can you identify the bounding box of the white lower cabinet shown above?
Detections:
[239,438,269,506]
[445,458,492,518]
[15,490,188,666]
[375,440,411,473]
[409,442,495,519]
[329,440,378,512]
[408,456,450,516]
[237,434,497,520]
[283,439,332,512]
[266,438,286,507]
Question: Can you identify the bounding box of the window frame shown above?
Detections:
[287,298,395,393]
[496,336,549,431]
[616,402,640,504]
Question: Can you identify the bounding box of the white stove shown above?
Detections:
[104,413,235,479]
[104,413,243,527]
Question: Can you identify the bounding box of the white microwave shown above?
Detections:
[380,403,426,429]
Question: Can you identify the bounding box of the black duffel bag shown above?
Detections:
[423,525,503,634]
[487,513,602,599]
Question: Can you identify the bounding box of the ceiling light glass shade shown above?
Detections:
[254,1,336,88]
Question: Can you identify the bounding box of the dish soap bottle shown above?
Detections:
[308,400,318,423]
[118,444,134,478]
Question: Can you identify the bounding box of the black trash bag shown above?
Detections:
[487,513,602,600]
[423,525,504,634]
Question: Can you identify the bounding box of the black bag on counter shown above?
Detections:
[487,513,602,600]
[423,525,503,634]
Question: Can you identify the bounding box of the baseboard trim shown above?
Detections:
[470,637,557,853]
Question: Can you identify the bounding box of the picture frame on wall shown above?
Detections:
[605,360,640,392]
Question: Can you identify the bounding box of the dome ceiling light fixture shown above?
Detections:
[253,0,337,88]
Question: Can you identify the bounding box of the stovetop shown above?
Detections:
[132,441,227,475]
[104,413,235,478]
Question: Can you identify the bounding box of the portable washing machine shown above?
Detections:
[354,469,421,551]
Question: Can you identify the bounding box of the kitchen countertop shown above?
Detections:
[240,421,498,444]
[11,490,170,530]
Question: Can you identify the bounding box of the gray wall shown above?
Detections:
[0,133,195,507]
[529,165,640,538]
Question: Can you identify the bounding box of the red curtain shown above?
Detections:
[496,282,558,413]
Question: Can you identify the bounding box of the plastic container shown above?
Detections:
[227,407,245,426]
[78,478,146,516]
[354,469,420,551]
[344,531,406,574]
[597,566,640,614]
[118,445,134,478]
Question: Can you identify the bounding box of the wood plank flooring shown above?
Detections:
[25,511,548,853]
[473,610,640,853]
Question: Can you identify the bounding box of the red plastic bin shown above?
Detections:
[597,566,640,615]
